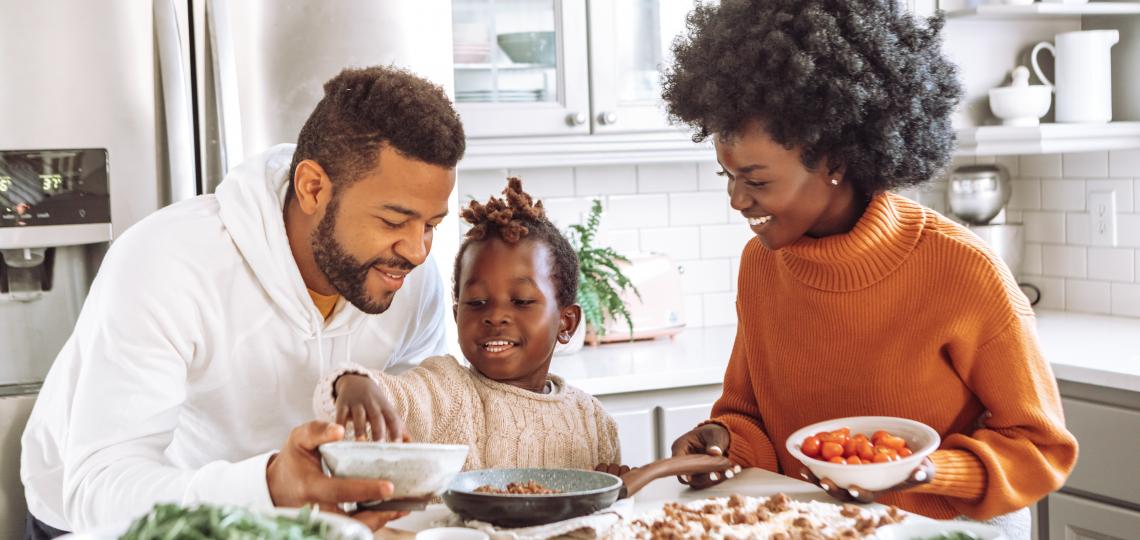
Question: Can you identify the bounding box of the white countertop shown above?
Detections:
[553,310,1140,396]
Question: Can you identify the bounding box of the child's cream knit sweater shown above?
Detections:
[312,355,621,470]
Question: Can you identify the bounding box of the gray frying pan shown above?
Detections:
[441,454,734,528]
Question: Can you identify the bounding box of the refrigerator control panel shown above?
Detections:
[0,148,110,228]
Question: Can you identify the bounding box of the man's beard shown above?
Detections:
[311,197,415,314]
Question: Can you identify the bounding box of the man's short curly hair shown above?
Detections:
[289,66,465,193]
[662,0,962,193]
[453,178,579,309]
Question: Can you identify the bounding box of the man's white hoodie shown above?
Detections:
[20,144,447,531]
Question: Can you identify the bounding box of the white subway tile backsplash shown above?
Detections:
[596,229,640,254]
[1041,180,1086,211]
[641,227,701,260]
[698,162,725,192]
[1022,243,1043,275]
[700,224,755,258]
[1065,279,1111,314]
[1085,179,1134,213]
[731,257,741,291]
[995,155,1020,177]
[1120,214,1140,248]
[1062,152,1109,178]
[638,163,699,193]
[542,197,595,228]
[679,259,731,294]
[669,192,728,226]
[1024,275,1064,310]
[1066,213,1089,245]
[728,206,746,224]
[1043,245,1086,278]
[1020,154,1063,178]
[575,166,637,195]
[1023,212,1066,244]
[702,292,737,326]
[1137,250,1140,283]
[1008,179,1041,210]
[1087,248,1134,282]
[683,294,705,327]
[604,195,668,229]
[507,167,576,198]
[1109,148,1140,178]
[1111,283,1140,317]
[459,169,511,200]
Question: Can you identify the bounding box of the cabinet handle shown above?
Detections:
[566,112,587,126]
[600,111,619,125]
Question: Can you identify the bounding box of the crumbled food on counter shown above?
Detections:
[474,480,562,494]
[608,493,905,539]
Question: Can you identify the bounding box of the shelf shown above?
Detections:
[460,130,714,170]
[455,62,554,71]
[945,2,1140,19]
[954,121,1140,156]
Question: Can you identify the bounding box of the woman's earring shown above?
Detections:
[830,178,840,186]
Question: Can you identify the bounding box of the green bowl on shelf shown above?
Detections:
[497,31,556,65]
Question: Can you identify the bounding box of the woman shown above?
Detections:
[664,1,1077,538]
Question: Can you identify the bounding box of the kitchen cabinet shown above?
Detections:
[1037,380,1140,540]
[453,0,695,138]
[597,384,722,465]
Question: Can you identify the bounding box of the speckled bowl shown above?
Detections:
[318,442,469,503]
[443,468,623,528]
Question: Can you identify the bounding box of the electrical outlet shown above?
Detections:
[1089,191,1117,247]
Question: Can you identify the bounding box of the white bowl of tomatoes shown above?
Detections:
[785,416,940,491]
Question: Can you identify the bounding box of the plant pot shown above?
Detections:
[553,322,586,356]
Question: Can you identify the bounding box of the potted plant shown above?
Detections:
[563,199,640,350]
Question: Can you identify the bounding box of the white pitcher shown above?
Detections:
[1031,29,1119,124]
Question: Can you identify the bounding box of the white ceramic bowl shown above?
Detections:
[876,520,1006,540]
[416,527,490,540]
[319,441,469,500]
[989,85,1052,126]
[61,507,372,540]
[785,416,940,491]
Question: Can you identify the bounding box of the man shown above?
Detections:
[20,66,465,537]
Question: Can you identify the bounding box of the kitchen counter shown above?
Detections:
[379,467,888,538]
[553,310,1140,396]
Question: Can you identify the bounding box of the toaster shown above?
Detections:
[593,252,686,343]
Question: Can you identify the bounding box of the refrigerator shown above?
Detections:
[0,2,454,533]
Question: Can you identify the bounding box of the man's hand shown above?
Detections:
[267,421,405,530]
[334,374,408,442]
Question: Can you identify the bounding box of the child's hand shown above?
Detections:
[670,423,733,489]
[594,463,634,477]
[333,374,409,442]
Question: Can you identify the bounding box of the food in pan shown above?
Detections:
[473,480,562,495]
[609,493,906,539]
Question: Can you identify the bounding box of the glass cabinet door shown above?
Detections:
[453,0,589,137]
[587,0,694,133]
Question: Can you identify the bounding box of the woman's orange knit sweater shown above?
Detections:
[712,192,1078,521]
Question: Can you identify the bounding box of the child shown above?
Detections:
[661,1,1077,539]
[312,178,620,470]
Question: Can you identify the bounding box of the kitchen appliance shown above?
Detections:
[948,164,1011,225]
[595,252,686,344]
[1031,30,1120,124]
[988,66,1052,126]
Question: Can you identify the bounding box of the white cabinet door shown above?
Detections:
[453,0,591,137]
[609,408,657,466]
[1049,492,1140,540]
[658,402,714,458]
[586,0,694,133]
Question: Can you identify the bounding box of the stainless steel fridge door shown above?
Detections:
[192,0,456,193]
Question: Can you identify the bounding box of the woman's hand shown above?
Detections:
[798,457,935,503]
[333,374,409,442]
[670,423,738,489]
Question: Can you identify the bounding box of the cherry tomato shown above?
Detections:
[856,440,876,461]
[820,441,845,460]
[846,456,863,465]
[879,434,908,450]
[828,456,846,464]
[843,438,860,458]
[898,447,914,458]
[871,452,892,464]
[802,436,822,458]
[871,430,890,444]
